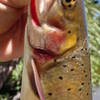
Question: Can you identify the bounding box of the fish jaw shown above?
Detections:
[31,29,66,65]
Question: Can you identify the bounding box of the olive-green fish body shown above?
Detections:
[21,0,92,100]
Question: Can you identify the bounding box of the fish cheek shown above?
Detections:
[59,26,78,54]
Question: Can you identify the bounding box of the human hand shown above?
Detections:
[0,0,28,61]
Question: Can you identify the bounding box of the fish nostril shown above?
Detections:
[62,0,76,9]
[68,4,72,8]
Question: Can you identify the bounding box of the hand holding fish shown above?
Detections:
[0,0,28,61]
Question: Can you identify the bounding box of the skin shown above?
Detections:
[0,0,28,61]
[0,0,53,62]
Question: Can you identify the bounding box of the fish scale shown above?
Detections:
[21,0,92,100]
[41,49,91,100]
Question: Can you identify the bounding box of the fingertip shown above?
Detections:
[10,0,29,8]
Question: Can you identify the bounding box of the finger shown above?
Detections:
[0,0,29,8]
[10,0,29,7]
[0,14,26,61]
[0,3,25,34]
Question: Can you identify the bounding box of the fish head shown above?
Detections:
[28,0,78,66]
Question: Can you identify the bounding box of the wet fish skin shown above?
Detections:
[21,0,92,100]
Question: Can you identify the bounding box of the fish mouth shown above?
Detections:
[27,31,58,65]
[33,48,56,64]
[34,48,56,57]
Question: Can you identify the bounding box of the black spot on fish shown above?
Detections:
[63,64,67,67]
[67,88,71,91]
[81,48,84,51]
[81,64,84,66]
[87,93,89,95]
[78,88,82,91]
[83,70,86,73]
[68,30,71,34]
[85,48,87,51]
[88,82,90,85]
[72,56,76,59]
[81,82,85,85]
[70,68,74,71]
[59,76,63,80]
[48,93,52,96]
[77,37,80,42]
[85,74,88,78]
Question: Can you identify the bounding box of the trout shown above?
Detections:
[21,0,92,100]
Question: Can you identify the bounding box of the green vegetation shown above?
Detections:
[85,0,100,87]
[0,0,100,99]
[0,59,23,100]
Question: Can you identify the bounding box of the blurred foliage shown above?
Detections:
[0,0,100,99]
[0,59,23,100]
[85,0,100,87]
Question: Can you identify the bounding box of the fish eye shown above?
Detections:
[65,0,72,3]
[61,0,76,9]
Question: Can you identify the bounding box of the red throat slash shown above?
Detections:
[31,0,40,26]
